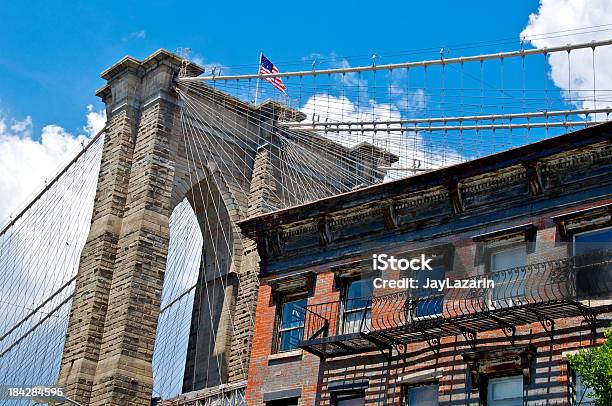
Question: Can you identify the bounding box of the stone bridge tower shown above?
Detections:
[57,49,391,405]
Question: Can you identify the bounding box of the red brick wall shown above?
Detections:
[245,201,612,405]
[246,278,330,405]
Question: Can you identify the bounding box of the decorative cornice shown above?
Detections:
[329,207,382,230]
[331,259,370,283]
[282,222,318,238]
[552,203,612,240]
[472,223,538,263]
[267,271,315,294]
[463,345,537,391]
[256,228,285,260]
[395,187,449,210]
[100,56,141,81]
[238,124,612,258]
[100,49,204,81]
[460,167,525,198]
[540,141,612,177]
[472,223,538,243]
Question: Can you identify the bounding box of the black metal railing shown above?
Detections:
[301,296,374,341]
[298,252,612,354]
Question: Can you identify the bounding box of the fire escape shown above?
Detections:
[297,252,612,359]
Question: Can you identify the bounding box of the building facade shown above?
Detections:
[239,124,612,405]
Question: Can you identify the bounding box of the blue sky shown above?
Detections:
[1,0,611,223]
[0,1,539,134]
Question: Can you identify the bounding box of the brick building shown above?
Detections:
[239,123,612,405]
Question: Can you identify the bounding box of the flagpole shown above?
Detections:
[254,51,262,105]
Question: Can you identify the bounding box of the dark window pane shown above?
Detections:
[491,246,526,272]
[490,247,526,307]
[279,328,304,352]
[342,309,371,334]
[403,384,439,406]
[345,279,373,310]
[490,270,526,301]
[487,376,522,406]
[278,296,306,352]
[415,299,443,318]
[267,399,298,406]
[281,298,307,329]
[575,373,596,406]
[574,227,612,256]
[574,228,612,297]
[415,266,445,297]
[342,280,373,334]
[414,266,445,317]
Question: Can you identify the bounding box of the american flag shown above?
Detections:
[259,54,286,94]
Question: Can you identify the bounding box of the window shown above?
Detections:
[402,383,439,406]
[489,246,527,308]
[573,227,612,297]
[574,373,596,406]
[334,395,365,406]
[404,248,452,320]
[341,279,373,334]
[276,295,307,352]
[413,265,445,318]
[487,375,523,406]
[574,226,612,253]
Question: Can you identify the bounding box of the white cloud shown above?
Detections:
[521,0,612,119]
[0,105,106,223]
[301,94,398,124]
[190,53,229,76]
[10,116,32,134]
[83,104,106,136]
[299,52,427,117]
[0,107,106,366]
[123,30,146,41]
[386,69,427,114]
[300,94,462,181]
[332,57,368,89]
[307,53,370,97]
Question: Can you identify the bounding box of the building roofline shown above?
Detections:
[238,121,612,236]
[99,48,205,81]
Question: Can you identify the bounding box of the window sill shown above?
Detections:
[398,368,442,384]
[268,349,303,363]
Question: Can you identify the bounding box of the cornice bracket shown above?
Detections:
[317,217,332,246]
[446,181,464,214]
[523,161,544,195]
[382,202,399,230]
